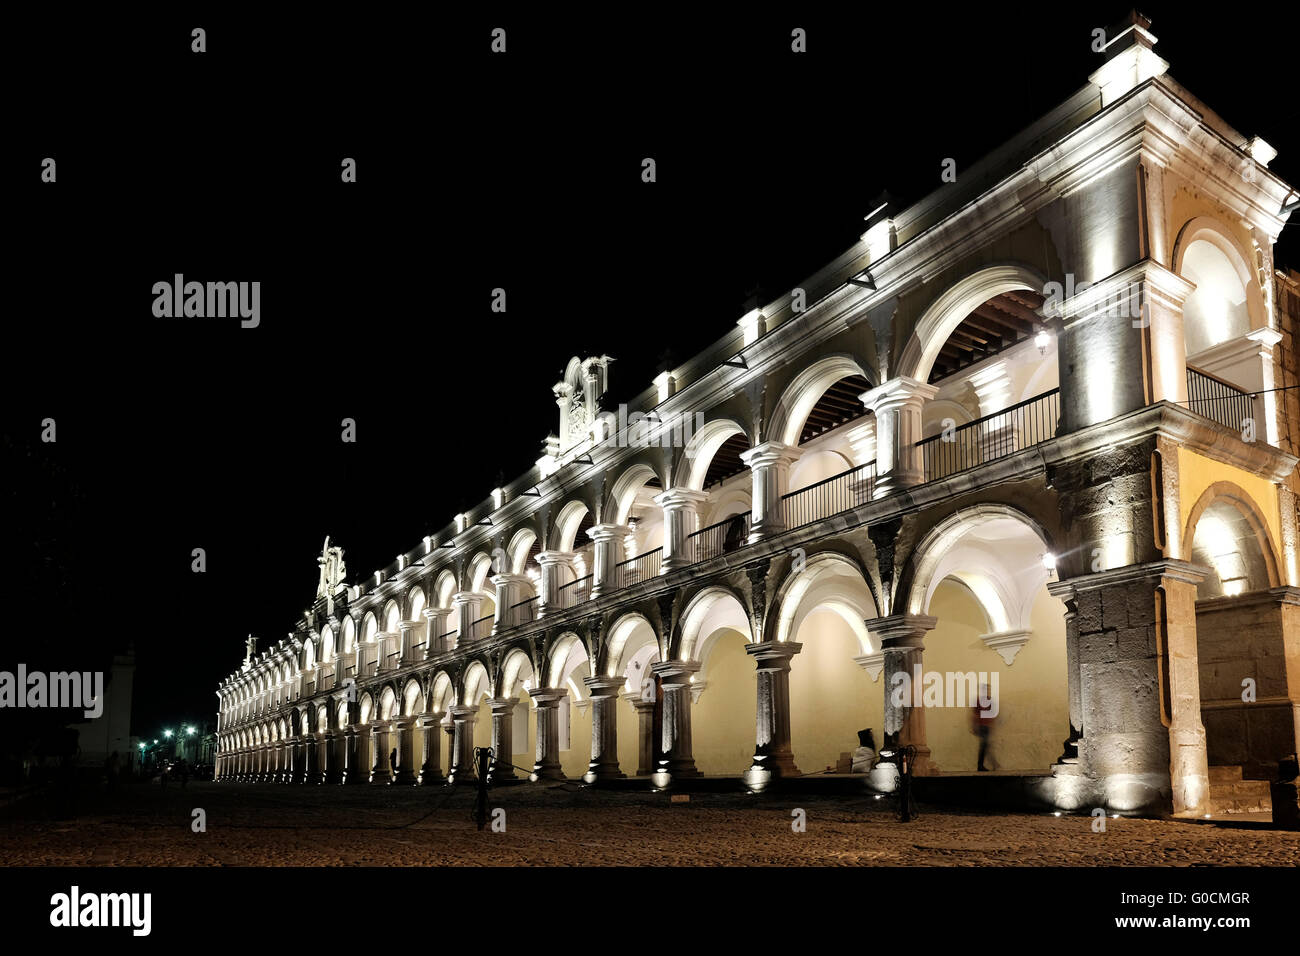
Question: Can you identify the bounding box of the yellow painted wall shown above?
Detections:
[693,628,757,774]
[616,694,642,774]
[1176,448,1282,566]
[560,690,593,778]
[789,608,884,773]
[921,581,1067,772]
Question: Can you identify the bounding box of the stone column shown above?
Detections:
[655,488,712,571]
[397,621,422,665]
[342,727,362,784]
[374,632,398,674]
[417,713,444,785]
[487,698,518,782]
[650,660,701,787]
[447,705,479,783]
[868,614,938,775]
[587,524,632,599]
[301,735,317,784]
[742,642,802,791]
[390,716,416,785]
[740,441,802,541]
[443,722,457,781]
[369,722,391,784]
[286,736,303,784]
[583,676,627,782]
[536,551,576,615]
[315,733,331,784]
[860,378,938,497]
[1062,561,1210,815]
[629,696,656,776]
[1048,580,1085,769]
[422,607,454,657]
[529,688,568,780]
[490,574,532,633]
[452,592,482,646]
[968,360,1016,459]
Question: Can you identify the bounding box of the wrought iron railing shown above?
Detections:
[614,547,662,590]
[437,631,457,653]
[917,388,1059,483]
[685,513,752,564]
[1185,365,1253,432]
[510,596,538,625]
[557,574,592,608]
[469,614,494,640]
[782,461,876,531]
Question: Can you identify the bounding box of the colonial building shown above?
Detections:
[215,14,1299,818]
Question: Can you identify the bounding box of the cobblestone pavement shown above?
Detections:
[3,781,1297,866]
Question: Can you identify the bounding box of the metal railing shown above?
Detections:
[782,461,876,531]
[685,513,752,564]
[556,574,592,608]
[510,596,538,625]
[917,388,1059,483]
[469,614,494,640]
[614,547,662,590]
[1186,365,1253,432]
[437,631,457,654]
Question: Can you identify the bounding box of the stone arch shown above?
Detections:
[303,638,316,671]
[497,646,536,698]
[462,660,493,706]
[674,585,753,663]
[602,611,659,678]
[551,500,592,551]
[768,354,873,448]
[1182,481,1281,598]
[428,671,456,713]
[895,262,1047,384]
[341,616,356,655]
[677,417,750,491]
[607,461,662,526]
[507,527,539,575]
[898,503,1056,623]
[768,549,879,652]
[382,599,402,632]
[361,611,378,644]
[320,625,335,663]
[433,570,457,608]
[358,692,375,726]
[468,552,496,593]
[544,632,588,687]
[402,677,424,716]
[406,585,426,621]
[1172,216,1266,344]
[378,685,398,721]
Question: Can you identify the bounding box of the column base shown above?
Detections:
[369,769,391,785]
[582,762,626,784]
[532,764,565,781]
[417,769,445,786]
[742,753,800,792]
[389,770,417,786]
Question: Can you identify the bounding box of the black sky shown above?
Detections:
[4,5,1297,739]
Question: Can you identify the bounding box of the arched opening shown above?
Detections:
[904,507,1067,773]
[605,613,661,775]
[546,634,592,778]
[499,648,536,775]
[1186,487,1291,783]
[608,464,665,581]
[774,553,884,774]
[679,589,754,775]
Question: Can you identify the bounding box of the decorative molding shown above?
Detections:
[980,629,1031,666]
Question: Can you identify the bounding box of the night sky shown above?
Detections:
[4,6,1297,741]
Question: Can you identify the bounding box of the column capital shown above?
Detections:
[488,697,517,716]
[586,523,633,544]
[490,572,532,586]
[537,549,577,568]
[397,620,422,633]
[740,440,802,468]
[865,613,938,648]
[422,607,453,622]
[854,651,885,680]
[584,675,627,698]
[416,714,441,731]
[651,660,701,686]
[745,641,802,667]
[653,487,711,510]
[859,376,939,414]
[528,687,569,707]
[451,591,481,608]
[448,704,478,719]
